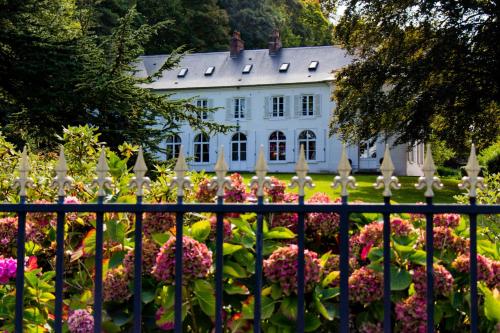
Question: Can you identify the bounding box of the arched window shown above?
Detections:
[194,133,210,163]
[298,130,316,161]
[231,133,247,161]
[166,134,181,160]
[269,131,286,161]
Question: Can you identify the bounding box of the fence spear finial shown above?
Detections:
[92,148,112,197]
[374,145,400,197]
[332,144,357,197]
[250,145,271,197]
[415,144,443,197]
[458,144,486,198]
[129,147,151,197]
[169,145,192,197]
[13,146,34,197]
[290,145,314,196]
[209,146,232,198]
[52,146,73,197]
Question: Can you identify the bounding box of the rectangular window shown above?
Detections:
[205,66,215,76]
[279,63,290,72]
[301,95,314,116]
[177,68,188,77]
[242,64,253,74]
[360,141,377,159]
[195,99,208,120]
[308,61,319,70]
[234,98,245,119]
[272,96,284,118]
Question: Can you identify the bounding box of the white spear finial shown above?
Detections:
[250,145,271,197]
[458,144,486,197]
[52,146,73,197]
[415,144,443,197]
[92,148,112,197]
[332,144,357,196]
[169,146,192,197]
[209,146,232,197]
[290,145,314,196]
[13,146,34,197]
[374,145,401,197]
[129,147,151,196]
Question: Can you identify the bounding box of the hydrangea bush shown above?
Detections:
[0,128,499,332]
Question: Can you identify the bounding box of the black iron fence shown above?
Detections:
[2,144,499,333]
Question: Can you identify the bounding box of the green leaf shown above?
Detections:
[314,297,336,320]
[230,217,254,235]
[191,220,211,242]
[223,243,243,256]
[367,247,384,262]
[193,279,215,317]
[269,312,294,328]
[317,287,340,300]
[280,296,298,320]
[390,266,412,291]
[105,219,125,243]
[264,227,296,240]
[223,261,248,278]
[109,251,126,269]
[409,250,427,266]
[479,284,500,321]
[392,240,416,258]
[224,282,249,295]
[160,285,175,309]
[141,289,155,304]
[304,313,322,332]
[82,229,96,256]
[242,296,275,320]
[152,233,170,246]
[322,271,340,288]
[271,284,282,300]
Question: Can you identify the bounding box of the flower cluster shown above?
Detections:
[152,236,212,284]
[358,321,383,333]
[0,257,16,284]
[27,199,55,228]
[103,267,131,303]
[270,193,299,231]
[156,307,174,331]
[432,227,455,251]
[67,309,94,333]
[0,217,17,256]
[322,254,358,276]
[224,173,247,203]
[123,238,160,277]
[433,213,460,229]
[195,177,217,203]
[358,222,383,247]
[390,218,415,237]
[348,267,383,304]
[452,254,494,284]
[306,193,340,238]
[412,264,454,296]
[266,177,286,202]
[64,196,81,223]
[143,211,176,237]
[263,245,320,296]
[209,215,232,241]
[395,295,427,333]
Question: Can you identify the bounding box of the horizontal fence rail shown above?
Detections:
[3,144,498,333]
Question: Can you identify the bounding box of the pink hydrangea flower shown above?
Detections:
[270,193,299,232]
[156,307,174,330]
[490,261,500,289]
[103,266,131,302]
[391,218,415,237]
[0,257,16,284]
[358,321,383,333]
[67,309,94,333]
[143,211,176,237]
[208,215,232,241]
[224,173,247,203]
[452,254,494,284]
[348,267,383,304]
[266,177,287,202]
[306,193,340,238]
[195,177,217,203]
[432,226,456,251]
[263,245,320,296]
[412,264,454,296]
[152,236,212,284]
[358,222,383,247]
[123,238,160,277]
[395,295,427,333]
[433,213,461,229]
[0,217,17,256]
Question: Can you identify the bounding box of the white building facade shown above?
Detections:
[138,32,424,175]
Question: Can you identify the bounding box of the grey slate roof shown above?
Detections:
[138,46,352,90]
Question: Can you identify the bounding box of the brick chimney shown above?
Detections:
[268,29,282,55]
[230,31,244,58]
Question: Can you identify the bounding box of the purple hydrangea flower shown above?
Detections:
[348,267,383,304]
[103,266,131,302]
[0,257,16,284]
[395,295,427,333]
[412,264,454,296]
[67,309,94,333]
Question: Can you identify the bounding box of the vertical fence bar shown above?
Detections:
[133,196,143,332]
[469,197,478,333]
[55,196,65,333]
[94,196,104,333]
[339,196,349,333]
[296,196,306,333]
[254,196,264,333]
[425,197,434,333]
[15,196,27,333]
[175,195,184,333]
[383,196,391,333]
[215,197,224,333]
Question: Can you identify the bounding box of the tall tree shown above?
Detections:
[329,0,500,154]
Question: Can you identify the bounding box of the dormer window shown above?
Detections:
[308,61,319,71]
[242,64,253,74]
[279,63,290,72]
[205,66,215,76]
[177,68,188,77]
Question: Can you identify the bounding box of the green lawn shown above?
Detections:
[236,173,462,203]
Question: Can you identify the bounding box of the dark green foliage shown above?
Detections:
[479,139,500,174]
[329,0,500,154]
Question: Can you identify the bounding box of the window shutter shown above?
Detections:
[314,94,321,117]
[284,96,291,119]
[246,97,251,119]
[225,98,232,121]
[294,95,301,117]
[207,99,214,120]
[264,97,270,119]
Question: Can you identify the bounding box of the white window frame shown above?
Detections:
[195,99,208,120]
[231,132,247,162]
[301,95,315,117]
[360,141,377,159]
[269,131,287,161]
[194,133,210,163]
[165,134,181,160]
[298,130,316,161]
[272,96,285,118]
[233,98,246,119]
